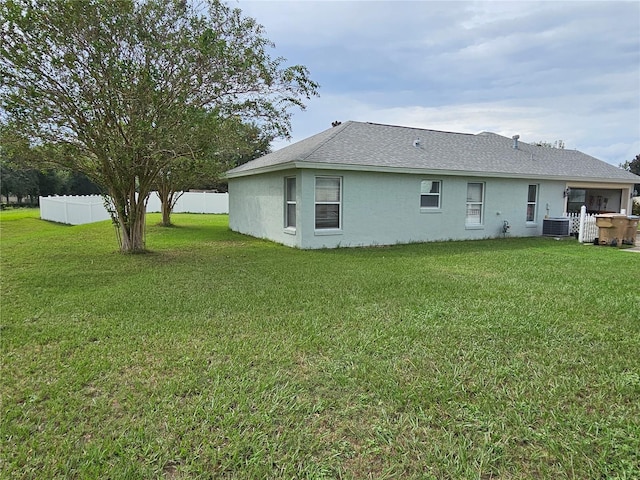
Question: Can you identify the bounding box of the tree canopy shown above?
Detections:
[0,0,318,252]
[152,113,272,226]
[620,154,640,176]
[532,140,565,149]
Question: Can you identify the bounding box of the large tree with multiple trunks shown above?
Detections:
[0,0,318,252]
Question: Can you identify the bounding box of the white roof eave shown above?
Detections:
[226,160,637,185]
[224,161,298,179]
[295,162,637,184]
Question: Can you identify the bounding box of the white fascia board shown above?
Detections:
[224,162,297,178]
[293,161,501,177]
[226,160,637,185]
[294,162,636,184]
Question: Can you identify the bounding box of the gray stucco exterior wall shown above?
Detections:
[228,170,300,248]
[229,169,569,249]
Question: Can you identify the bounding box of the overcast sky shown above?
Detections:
[236,0,639,166]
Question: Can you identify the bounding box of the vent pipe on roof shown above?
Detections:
[413,138,421,148]
[512,135,520,149]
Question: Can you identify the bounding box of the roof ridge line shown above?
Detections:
[363,121,482,137]
[298,121,353,162]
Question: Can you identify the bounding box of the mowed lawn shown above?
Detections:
[1,209,639,479]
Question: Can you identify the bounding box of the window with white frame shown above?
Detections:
[466,182,484,225]
[526,184,538,222]
[420,180,441,208]
[315,176,341,229]
[285,177,296,229]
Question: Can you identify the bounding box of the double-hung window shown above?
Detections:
[466,182,484,225]
[284,177,296,229]
[526,184,538,222]
[315,176,341,229]
[420,180,441,209]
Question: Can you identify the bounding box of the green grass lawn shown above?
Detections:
[2,209,639,479]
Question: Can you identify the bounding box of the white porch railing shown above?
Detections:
[566,207,598,243]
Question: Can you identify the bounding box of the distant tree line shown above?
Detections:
[0,164,101,206]
[532,140,565,149]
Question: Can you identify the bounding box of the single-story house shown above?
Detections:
[226,121,640,249]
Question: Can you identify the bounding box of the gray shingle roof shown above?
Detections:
[226,121,640,183]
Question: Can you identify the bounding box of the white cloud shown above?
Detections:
[238,0,640,166]
[275,93,639,167]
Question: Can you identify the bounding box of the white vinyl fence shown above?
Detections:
[566,207,598,244]
[39,195,112,225]
[146,191,228,215]
[40,192,228,225]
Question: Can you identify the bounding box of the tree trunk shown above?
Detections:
[160,190,173,227]
[109,184,148,254]
[157,176,173,227]
[119,202,146,253]
[161,200,171,226]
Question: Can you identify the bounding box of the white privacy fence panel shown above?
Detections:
[40,192,228,225]
[39,195,112,225]
[146,191,228,214]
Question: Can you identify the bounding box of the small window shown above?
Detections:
[466,182,484,225]
[420,180,441,208]
[526,184,538,222]
[315,176,341,229]
[285,177,296,228]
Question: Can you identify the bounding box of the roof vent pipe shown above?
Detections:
[512,135,520,149]
[413,138,421,147]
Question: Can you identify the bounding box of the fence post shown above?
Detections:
[578,205,586,243]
